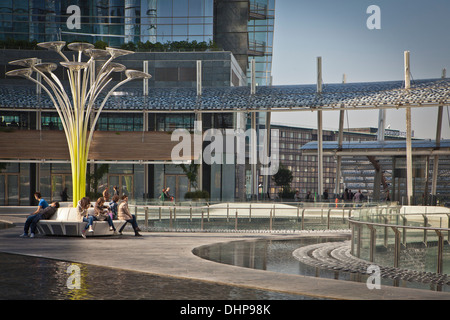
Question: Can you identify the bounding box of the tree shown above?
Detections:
[86,164,109,199]
[272,165,293,197]
[178,163,199,190]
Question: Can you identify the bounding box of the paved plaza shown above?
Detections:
[1,208,450,300]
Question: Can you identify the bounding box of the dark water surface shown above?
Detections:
[0,252,322,300]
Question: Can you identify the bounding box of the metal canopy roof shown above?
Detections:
[301,139,450,156]
[1,77,450,112]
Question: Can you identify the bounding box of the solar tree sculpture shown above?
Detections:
[6,42,151,207]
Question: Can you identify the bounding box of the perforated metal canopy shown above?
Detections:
[1,77,449,112]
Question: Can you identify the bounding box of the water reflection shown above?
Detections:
[193,236,450,293]
[0,252,320,300]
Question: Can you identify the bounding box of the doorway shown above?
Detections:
[0,174,19,205]
[164,174,189,201]
[108,174,134,199]
[51,174,72,202]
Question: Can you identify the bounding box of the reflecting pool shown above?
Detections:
[0,252,321,300]
[193,236,450,293]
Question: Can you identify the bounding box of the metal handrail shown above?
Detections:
[128,202,358,232]
[348,216,449,274]
[348,217,450,232]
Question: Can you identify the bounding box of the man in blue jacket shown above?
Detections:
[21,201,60,238]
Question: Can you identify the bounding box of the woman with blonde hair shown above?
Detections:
[94,197,117,234]
[77,196,94,238]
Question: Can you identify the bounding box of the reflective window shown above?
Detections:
[173,0,188,17]
[157,0,172,16]
[189,0,203,16]
[156,114,194,131]
[0,0,215,48]
[97,113,143,131]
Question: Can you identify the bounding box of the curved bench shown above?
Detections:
[36,207,127,237]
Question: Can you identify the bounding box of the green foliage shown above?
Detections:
[94,40,108,50]
[120,40,220,52]
[0,38,220,53]
[278,189,296,199]
[86,164,109,196]
[272,165,293,192]
[0,38,38,49]
[184,190,210,200]
[178,163,199,189]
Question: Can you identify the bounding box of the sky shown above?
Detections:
[270,0,450,139]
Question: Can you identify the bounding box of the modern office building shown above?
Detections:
[271,123,450,204]
[269,124,407,201]
[0,0,276,205]
[0,48,247,205]
[0,0,275,86]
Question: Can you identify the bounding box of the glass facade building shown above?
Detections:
[0,0,214,46]
[0,0,274,86]
[247,0,275,86]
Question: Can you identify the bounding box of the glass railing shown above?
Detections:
[349,205,450,275]
[128,201,389,233]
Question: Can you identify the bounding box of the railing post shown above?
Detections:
[351,224,355,255]
[227,203,229,222]
[190,204,192,222]
[391,227,401,268]
[384,217,389,248]
[422,214,428,246]
[144,206,148,229]
[249,203,252,222]
[447,214,450,243]
[367,225,376,262]
[159,206,162,221]
[201,210,204,231]
[169,207,173,229]
[356,225,362,258]
[401,214,407,246]
[235,210,238,231]
[301,208,305,230]
[348,209,352,228]
[269,209,273,232]
[327,208,331,229]
[435,230,444,274]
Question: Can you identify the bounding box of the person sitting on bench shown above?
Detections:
[20,202,60,238]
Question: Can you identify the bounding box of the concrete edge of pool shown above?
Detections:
[1,212,450,300]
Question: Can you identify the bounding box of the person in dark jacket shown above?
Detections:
[20,202,60,238]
